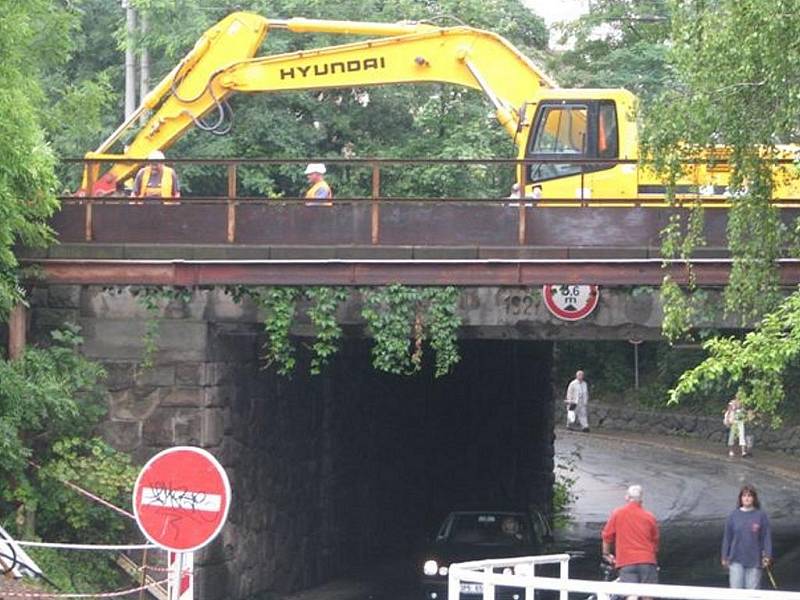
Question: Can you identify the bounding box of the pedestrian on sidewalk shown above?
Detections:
[565,370,590,432]
[724,394,751,457]
[602,484,660,600]
[721,484,773,589]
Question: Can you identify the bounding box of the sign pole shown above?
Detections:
[169,552,193,600]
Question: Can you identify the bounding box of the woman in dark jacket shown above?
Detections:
[721,485,773,589]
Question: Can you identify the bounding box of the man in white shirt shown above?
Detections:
[565,370,590,432]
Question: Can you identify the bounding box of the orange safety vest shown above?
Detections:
[138,166,176,198]
[304,180,332,200]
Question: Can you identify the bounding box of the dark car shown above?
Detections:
[420,510,555,600]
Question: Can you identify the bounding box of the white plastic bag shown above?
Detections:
[567,409,577,424]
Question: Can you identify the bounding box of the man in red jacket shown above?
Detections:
[602,484,659,599]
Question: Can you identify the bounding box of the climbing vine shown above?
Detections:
[360,284,462,377]
[133,286,193,370]
[305,286,348,375]
[248,287,299,376]
[423,287,462,377]
[136,284,461,377]
[361,284,422,375]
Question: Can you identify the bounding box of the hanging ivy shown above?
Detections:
[361,284,421,375]
[360,284,462,377]
[136,284,461,378]
[249,286,299,376]
[305,286,348,375]
[133,286,193,370]
[423,286,462,377]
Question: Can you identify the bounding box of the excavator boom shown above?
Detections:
[81,11,556,195]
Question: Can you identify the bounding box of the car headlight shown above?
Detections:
[423,560,438,576]
[438,566,448,576]
[502,567,513,575]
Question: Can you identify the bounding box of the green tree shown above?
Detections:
[643,0,800,420]
[0,0,66,317]
[550,0,672,100]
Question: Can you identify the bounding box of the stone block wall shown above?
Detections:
[557,401,800,455]
[24,285,557,599]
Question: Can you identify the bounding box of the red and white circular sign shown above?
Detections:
[542,285,600,321]
[133,446,231,553]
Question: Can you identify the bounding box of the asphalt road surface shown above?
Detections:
[282,428,800,599]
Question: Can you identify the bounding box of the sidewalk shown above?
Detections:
[580,426,800,483]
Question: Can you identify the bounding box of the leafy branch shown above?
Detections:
[669,289,800,426]
[306,286,348,375]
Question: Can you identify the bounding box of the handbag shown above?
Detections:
[567,408,577,424]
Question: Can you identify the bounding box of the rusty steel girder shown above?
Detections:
[24,258,800,287]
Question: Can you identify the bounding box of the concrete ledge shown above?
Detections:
[478,246,570,259]
[48,244,126,259]
[568,247,649,259]
[335,246,414,259]
[270,245,338,259]
[412,246,479,259]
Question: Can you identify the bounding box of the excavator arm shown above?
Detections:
[81,11,555,195]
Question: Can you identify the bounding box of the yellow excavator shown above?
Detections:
[79,11,800,203]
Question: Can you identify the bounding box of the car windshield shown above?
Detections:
[446,513,532,545]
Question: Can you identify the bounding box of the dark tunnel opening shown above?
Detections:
[214,330,555,599]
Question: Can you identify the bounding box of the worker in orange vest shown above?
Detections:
[303,163,332,204]
[132,150,180,199]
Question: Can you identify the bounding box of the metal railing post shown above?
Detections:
[559,554,569,600]
[482,566,495,600]
[525,561,535,600]
[227,163,237,243]
[447,568,460,600]
[371,162,381,244]
[84,160,96,242]
[518,159,528,245]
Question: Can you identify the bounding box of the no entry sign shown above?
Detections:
[133,446,231,553]
[543,284,600,321]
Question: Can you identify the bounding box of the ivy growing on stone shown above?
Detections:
[133,286,193,370]
[361,284,421,375]
[360,284,462,377]
[138,284,461,378]
[248,287,299,376]
[305,286,348,375]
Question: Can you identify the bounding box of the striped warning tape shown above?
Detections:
[0,579,168,598]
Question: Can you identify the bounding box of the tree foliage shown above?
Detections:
[0,1,66,317]
[549,0,672,100]
[641,0,800,419]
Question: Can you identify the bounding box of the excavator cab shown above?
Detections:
[522,89,638,202]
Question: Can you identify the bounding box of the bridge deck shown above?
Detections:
[23,200,800,286]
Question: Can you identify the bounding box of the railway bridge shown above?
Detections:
[11,157,800,600]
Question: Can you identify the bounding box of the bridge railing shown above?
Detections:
[57,157,800,247]
[447,554,800,600]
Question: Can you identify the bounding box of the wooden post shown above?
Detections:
[371,163,381,245]
[227,163,237,244]
[85,160,96,242]
[8,304,27,360]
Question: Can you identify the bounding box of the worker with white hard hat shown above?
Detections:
[303,163,332,203]
[132,149,181,199]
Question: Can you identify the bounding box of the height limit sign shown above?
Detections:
[133,446,231,553]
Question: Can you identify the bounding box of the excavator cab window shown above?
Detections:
[527,100,618,183]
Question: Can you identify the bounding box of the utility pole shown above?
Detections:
[123,0,137,119]
[139,11,150,102]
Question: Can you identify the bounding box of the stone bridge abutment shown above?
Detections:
[14,284,726,598]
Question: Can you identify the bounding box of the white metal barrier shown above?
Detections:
[447,554,800,600]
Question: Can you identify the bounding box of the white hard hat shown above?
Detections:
[304,163,326,175]
[148,150,165,160]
